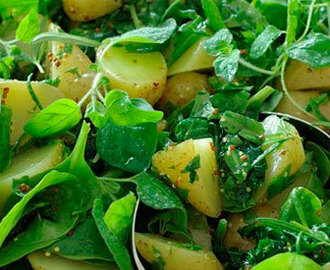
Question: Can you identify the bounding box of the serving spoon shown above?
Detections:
[131,112,330,270]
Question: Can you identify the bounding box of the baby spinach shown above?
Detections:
[15,8,40,43]
[92,198,134,270]
[280,187,323,228]
[24,99,82,138]
[0,106,12,173]
[201,0,225,32]
[210,90,250,113]
[175,118,212,141]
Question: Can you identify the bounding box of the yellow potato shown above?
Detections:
[168,38,215,76]
[158,72,212,109]
[135,233,223,270]
[255,116,305,203]
[28,252,119,270]
[63,0,122,22]
[284,60,330,91]
[47,24,94,104]
[0,80,64,145]
[276,90,330,123]
[152,138,222,217]
[223,204,279,251]
[99,46,167,105]
[0,141,64,216]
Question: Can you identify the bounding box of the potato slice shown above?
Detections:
[284,60,330,91]
[168,38,215,76]
[223,204,279,251]
[158,72,212,109]
[0,80,64,145]
[255,116,305,203]
[135,233,223,270]
[276,90,330,123]
[63,0,122,22]
[0,141,64,215]
[152,138,221,217]
[28,252,118,270]
[47,24,94,104]
[99,46,167,105]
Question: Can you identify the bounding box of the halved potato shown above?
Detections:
[47,24,94,104]
[99,46,167,105]
[223,204,279,251]
[0,141,64,216]
[0,80,64,145]
[276,90,330,123]
[28,252,118,270]
[158,72,212,109]
[284,60,330,91]
[135,233,223,270]
[63,0,122,22]
[168,38,215,76]
[152,138,221,217]
[255,116,305,203]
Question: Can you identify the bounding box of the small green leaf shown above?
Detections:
[181,155,201,183]
[85,100,107,128]
[0,106,12,172]
[24,99,82,138]
[250,25,282,59]
[15,9,40,43]
[203,29,233,56]
[201,0,226,32]
[214,49,240,82]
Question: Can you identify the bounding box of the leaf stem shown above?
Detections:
[78,73,103,107]
[238,58,276,76]
[297,0,317,42]
[129,5,143,29]
[27,73,43,110]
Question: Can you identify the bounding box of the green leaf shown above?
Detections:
[105,90,163,126]
[85,100,107,128]
[210,90,250,113]
[288,33,330,69]
[190,91,214,118]
[203,28,233,56]
[214,49,240,82]
[104,193,136,243]
[224,148,250,182]
[15,8,40,43]
[181,155,201,183]
[220,111,264,144]
[0,171,76,248]
[280,187,323,228]
[24,99,82,138]
[285,0,299,46]
[97,121,158,173]
[175,118,212,142]
[0,106,12,173]
[250,25,282,59]
[201,0,225,32]
[92,198,134,270]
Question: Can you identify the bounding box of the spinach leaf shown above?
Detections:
[110,18,177,52]
[201,0,225,32]
[175,118,212,141]
[250,25,282,59]
[0,106,12,173]
[224,148,250,183]
[210,90,250,113]
[288,33,330,69]
[162,0,198,24]
[181,155,201,183]
[85,100,107,128]
[190,91,214,118]
[45,215,113,261]
[24,99,82,138]
[105,90,163,126]
[104,192,136,243]
[15,8,40,43]
[92,198,134,270]
[259,1,287,30]
[97,121,158,173]
[220,111,264,144]
[285,0,299,46]
[280,187,323,228]
[203,28,233,56]
[213,49,240,82]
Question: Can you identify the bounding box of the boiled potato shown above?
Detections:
[28,252,118,270]
[276,90,330,123]
[99,46,167,105]
[0,141,64,216]
[63,0,122,22]
[152,138,222,217]
[158,72,212,109]
[0,80,64,145]
[255,115,305,203]
[168,38,215,76]
[284,60,330,91]
[47,24,94,104]
[223,204,279,251]
[135,233,223,270]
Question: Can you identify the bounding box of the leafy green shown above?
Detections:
[250,25,282,59]
[92,198,134,270]
[190,91,214,118]
[285,0,299,46]
[210,90,250,113]
[24,99,82,138]
[288,33,330,69]
[213,49,240,82]
[201,0,225,32]
[203,28,233,56]
[85,100,107,128]
[181,155,201,183]
[105,90,163,126]
[175,118,212,141]
[0,106,12,173]
[15,8,40,43]
[280,187,323,228]
[104,192,136,243]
